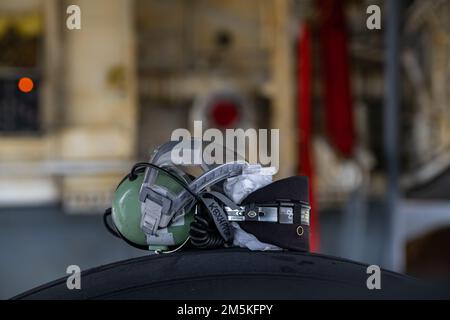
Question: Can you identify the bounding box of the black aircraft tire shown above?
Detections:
[13,249,433,299]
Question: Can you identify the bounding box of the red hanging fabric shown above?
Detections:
[298,23,319,252]
[318,0,355,157]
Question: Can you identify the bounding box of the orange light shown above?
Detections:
[18,77,34,93]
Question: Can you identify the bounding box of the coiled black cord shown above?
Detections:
[189,214,225,249]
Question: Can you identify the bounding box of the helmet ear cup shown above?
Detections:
[108,166,195,252]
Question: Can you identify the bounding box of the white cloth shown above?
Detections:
[231,222,281,251]
[223,165,276,204]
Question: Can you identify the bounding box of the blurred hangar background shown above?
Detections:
[1,0,450,298]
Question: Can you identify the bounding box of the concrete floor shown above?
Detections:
[0,206,146,299]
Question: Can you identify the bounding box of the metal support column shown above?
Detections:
[383,0,402,270]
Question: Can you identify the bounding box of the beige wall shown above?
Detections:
[62,0,137,159]
[0,0,138,212]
